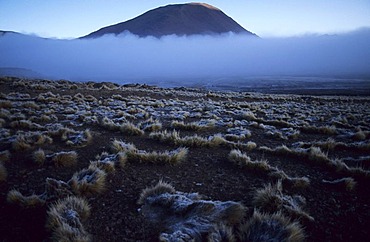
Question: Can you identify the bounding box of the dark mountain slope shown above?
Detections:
[82,3,256,38]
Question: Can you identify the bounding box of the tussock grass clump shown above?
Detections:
[225,127,252,141]
[229,149,270,171]
[33,149,46,166]
[139,117,162,132]
[138,180,176,205]
[51,151,78,167]
[111,139,137,153]
[270,170,310,188]
[64,129,92,147]
[120,122,144,136]
[140,181,247,241]
[0,150,10,162]
[229,150,310,188]
[149,130,227,147]
[0,161,7,181]
[0,118,5,128]
[207,224,236,242]
[91,152,127,172]
[253,180,314,221]
[12,132,53,151]
[353,130,369,141]
[10,120,43,130]
[7,189,46,208]
[239,210,305,242]
[0,100,12,108]
[69,166,106,196]
[127,147,188,165]
[300,125,337,135]
[322,177,357,191]
[171,119,215,131]
[33,150,77,167]
[230,141,257,151]
[46,196,91,242]
[100,117,120,131]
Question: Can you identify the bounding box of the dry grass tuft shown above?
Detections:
[139,118,162,132]
[12,132,53,151]
[127,147,188,165]
[46,196,91,242]
[322,177,357,191]
[0,161,7,181]
[111,139,137,153]
[65,129,93,147]
[0,150,10,163]
[138,180,175,205]
[239,210,305,242]
[207,224,236,242]
[149,130,227,147]
[6,189,45,208]
[91,152,127,172]
[69,166,106,196]
[120,122,144,136]
[51,151,78,167]
[171,119,215,131]
[253,181,314,221]
[33,149,46,166]
[229,149,270,172]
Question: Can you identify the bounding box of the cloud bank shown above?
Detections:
[0,29,369,85]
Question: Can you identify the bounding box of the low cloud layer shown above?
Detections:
[0,29,369,85]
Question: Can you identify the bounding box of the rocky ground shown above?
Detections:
[0,77,369,241]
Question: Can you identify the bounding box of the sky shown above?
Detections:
[0,0,370,38]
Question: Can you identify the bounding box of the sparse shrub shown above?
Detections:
[238,210,305,242]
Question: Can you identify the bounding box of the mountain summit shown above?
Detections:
[82,3,256,38]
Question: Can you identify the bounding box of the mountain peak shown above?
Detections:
[189,2,221,11]
[82,3,256,38]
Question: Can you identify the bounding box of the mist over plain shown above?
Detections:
[0,29,369,85]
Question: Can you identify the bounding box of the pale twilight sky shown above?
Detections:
[1,0,369,38]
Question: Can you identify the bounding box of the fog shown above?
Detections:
[0,29,369,85]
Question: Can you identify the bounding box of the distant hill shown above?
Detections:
[82,3,256,38]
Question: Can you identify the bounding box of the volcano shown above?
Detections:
[82,3,256,38]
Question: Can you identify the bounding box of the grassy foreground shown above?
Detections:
[0,77,369,241]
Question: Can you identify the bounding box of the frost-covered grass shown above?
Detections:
[1,78,370,241]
